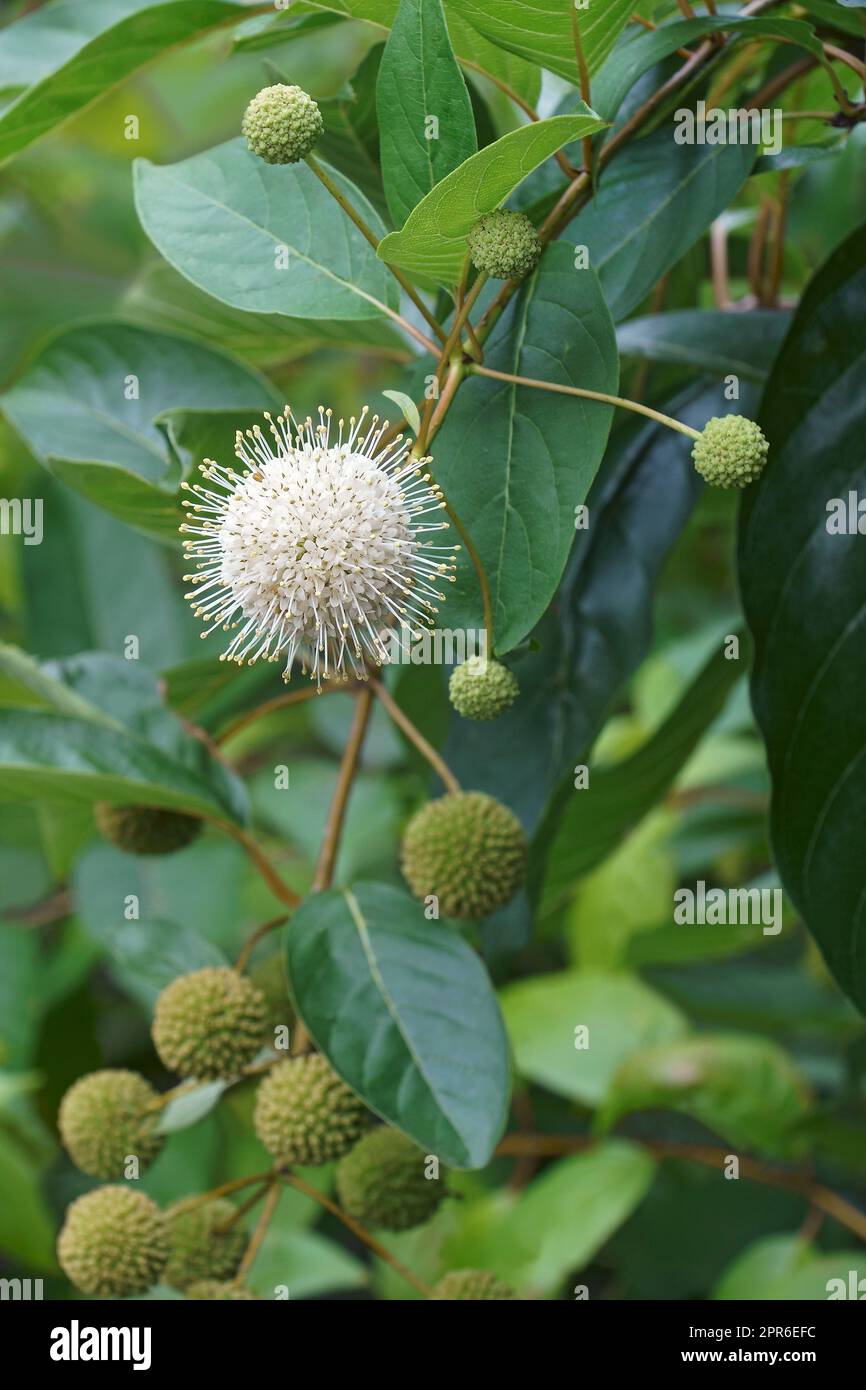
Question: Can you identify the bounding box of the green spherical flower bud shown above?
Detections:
[431,1268,517,1300]
[185,1279,256,1300]
[254,1055,369,1165]
[691,415,769,488]
[467,210,541,281]
[164,1197,248,1291]
[95,803,201,856]
[58,1070,163,1179]
[449,657,519,721]
[249,952,295,1045]
[58,1186,168,1298]
[336,1127,444,1232]
[401,790,527,919]
[152,967,267,1080]
[242,84,323,164]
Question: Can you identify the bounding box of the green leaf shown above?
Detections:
[500,970,687,1107]
[20,481,199,662]
[0,642,118,726]
[286,881,510,1169]
[448,0,635,85]
[0,1,258,164]
[156,1080,228,1134]
[377,0,476,228]
[440,382,732,831]
[87,912,228,1012]
[0,1129,57,1271]
[0,923,41,1067]
[533,636,745,915]
[8,652,248,824]
[123,261,405,369]
[0,710,245,822]
[431,243,618,652]
[378,112,605,283]
[1,321,274,541]
[134,141,399,321]
[617,310,790,384]
[601,1034,811,1153]
[260,0,543,106]
[317,46,388,220]
[250,758,404,884]
[565,129,755,321]
[122,263,405,370]
[738,226,866,1014]
[592,16,825,124]
[443,1141,656,1295]
[381,390,421,436]
[714,1235,866,1301]
[73,837,249,959]
[247,1223,367,1299]
[799,0,866,33]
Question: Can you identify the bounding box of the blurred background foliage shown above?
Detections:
[0,0,865,1300]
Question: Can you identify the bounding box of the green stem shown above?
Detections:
[466,365,701,440]
[569,5,595,176]
[306,154,446,346]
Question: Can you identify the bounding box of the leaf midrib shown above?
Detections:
[341,886,466,1155]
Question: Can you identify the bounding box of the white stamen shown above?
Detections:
[181,406,458,686]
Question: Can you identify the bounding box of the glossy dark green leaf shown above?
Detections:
[432,243,618,653]
[0,708,246,822]
[617,310,790,384]
[592,16,824,125]
[135,142,399,322]
[533,635,746,915]
[442,382,727,830]
[738,225,866,1013]
[565,129,755,321]
[1,322,274,540]
[0,1,257,163]
[377,0,476,228]
[286,881,510,1168]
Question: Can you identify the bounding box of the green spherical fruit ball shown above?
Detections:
[401,790,527,919]
[58,1070,163,1179]
[431,1268,517,1300]
[164,1197,248,1291]
[254,1055,369,1165]
[152,967,267,1080]
[692,415,769,488]
[58,1186,168,1298]
[242,83,323,164]
[467,210,541,280]
[449,657,519,721]
[336,1127,444,1232]
[185,1279,256,1300]
[95,803,201,856]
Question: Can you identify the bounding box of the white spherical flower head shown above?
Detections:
[181,407,457,684]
